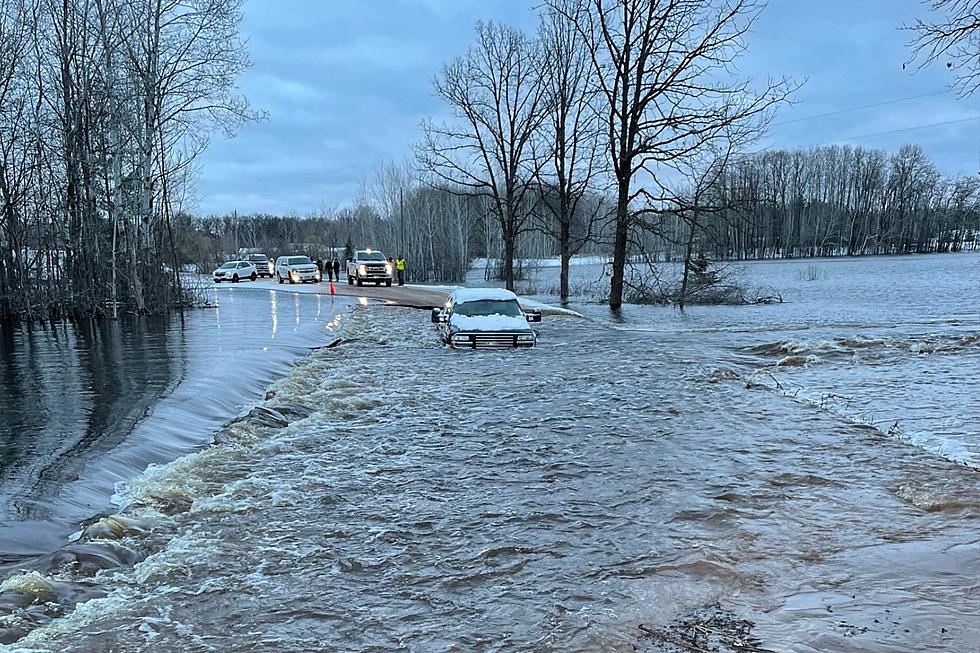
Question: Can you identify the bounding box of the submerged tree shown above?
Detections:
[0,0,255,321]
[418,21,549,291]
[533,5,606,302]
[546,0,794,309]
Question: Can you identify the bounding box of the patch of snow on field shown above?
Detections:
[471,255,609,269]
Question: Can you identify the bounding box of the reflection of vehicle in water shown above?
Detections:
[213,261,258,283]
[431,288,541,349]
[275,256,321,284]
[347,249,393,287]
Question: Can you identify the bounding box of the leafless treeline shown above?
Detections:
[695,143,980,259]
[174,160,611,286]
[0,0,252,321]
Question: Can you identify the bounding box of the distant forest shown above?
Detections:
[179,143,980,278]
[704,143,980,259]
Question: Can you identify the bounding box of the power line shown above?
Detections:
[826,115,980,144]
[748,115,980,155]
[771,90,951,127]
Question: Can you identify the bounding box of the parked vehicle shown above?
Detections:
[431,288,541,349]
[275,255,321,284]
[243,253,274,277]
[346,249,393,287]
[213,260,258,283]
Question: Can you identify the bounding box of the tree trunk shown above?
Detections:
[609,181,630,310]
[678,213,697,311]
[503,227,515,291]
[559,218,571,303]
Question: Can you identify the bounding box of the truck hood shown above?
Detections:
[450,314,531,332]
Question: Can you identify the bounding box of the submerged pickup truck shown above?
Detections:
[346,249,393,287]
[431,288,542,349]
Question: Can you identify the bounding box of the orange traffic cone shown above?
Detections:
[329,279,335,295]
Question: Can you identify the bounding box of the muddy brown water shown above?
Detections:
[4,304,977,652]
[0,288,346,565]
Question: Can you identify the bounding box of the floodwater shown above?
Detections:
[1,255,979,652]
[0,287,345,565]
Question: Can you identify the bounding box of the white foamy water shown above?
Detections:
[0,287,349,562]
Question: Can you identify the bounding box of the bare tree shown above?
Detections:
[671,145,735,310]
[533,5,606,302]
[906,0,980,95]
[0,0,255,321]
[418,21,549,291]
[546,0,794,309]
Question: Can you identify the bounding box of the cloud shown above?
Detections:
[197,0,977,215]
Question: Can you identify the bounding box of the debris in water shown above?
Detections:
[638,603,774,652]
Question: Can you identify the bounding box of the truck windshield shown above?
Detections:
[358,252,385,261]
[287,257,312,265]
[453,299,523,318]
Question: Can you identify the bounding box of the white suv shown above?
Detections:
[213,260,258,283]
[275,255,321,284]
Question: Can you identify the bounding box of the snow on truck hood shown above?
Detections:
[451,313,531,332]
[449,288,519,303]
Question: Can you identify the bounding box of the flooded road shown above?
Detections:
[5,300,978,652]
[1,254,978,652]
[0,288,345,565]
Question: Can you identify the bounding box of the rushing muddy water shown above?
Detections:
[547,253,980,466]
[1,255,979,652]
[0,287,345,566]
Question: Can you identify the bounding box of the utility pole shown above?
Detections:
[399,188,404,255]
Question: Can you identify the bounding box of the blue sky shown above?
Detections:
[195,0,978,215]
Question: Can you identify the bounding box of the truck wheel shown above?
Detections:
[250,272,257,281]
[277,275,283,284]
[356,278,363,287]
[385,280,392,287]
[232,274,239,283]
[214,279,221,283]
[375,281,381,286]
[289,276,296,284]
[347,275,354,286]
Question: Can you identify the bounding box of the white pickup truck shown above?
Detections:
[346,249,393,287]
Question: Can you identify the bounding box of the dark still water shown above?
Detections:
[0,287,346,565]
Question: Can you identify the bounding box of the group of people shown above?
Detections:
[315,257,343,281]
[312,255,408,285]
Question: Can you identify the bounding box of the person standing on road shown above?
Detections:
[396,255,407,286]
[332,258,341,282]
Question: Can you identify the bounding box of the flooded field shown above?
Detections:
[0,254,978,652]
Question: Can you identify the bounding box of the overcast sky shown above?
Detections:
[195,0,977,216]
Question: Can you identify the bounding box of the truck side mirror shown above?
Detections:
[431,308,444,323]
[524,309,542,323]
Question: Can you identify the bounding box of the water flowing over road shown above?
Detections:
[0,288,345,564]
[1,254,978,652]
